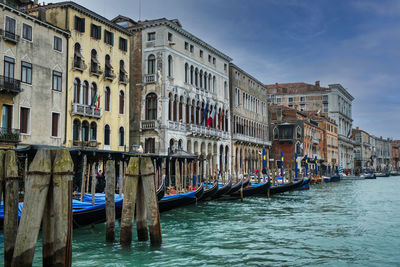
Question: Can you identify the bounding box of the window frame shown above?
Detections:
[104,30,114,46]
[22,23,33,42]
[147,32,156,41]
[19,107,30,135]
[52,70,62,92]
[74,16,85,33]
[90,23,101,40]
[21,61,32,84]
[53,36,62,52]
[119,37,127,52]
[5,16,16,35]
[51,112,60,138]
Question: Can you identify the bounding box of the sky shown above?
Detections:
[57,0,400,139]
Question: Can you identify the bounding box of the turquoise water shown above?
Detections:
[1,177,400,266]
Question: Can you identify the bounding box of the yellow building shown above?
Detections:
[27,2,130,151]
[314,115,339,171]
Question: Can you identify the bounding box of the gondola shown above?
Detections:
[158,183,204,213]
[198,182,219,201]
[225,177,243,195]
[363,173,376,179]
[330,175,341,182]
[211,178,232,199]
[232,180,271,197]
[270,178,305,195]
[156,176,166,201]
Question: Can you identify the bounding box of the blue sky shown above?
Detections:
[62,0,400,139]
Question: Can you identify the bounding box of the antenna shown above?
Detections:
[139,0,141,21]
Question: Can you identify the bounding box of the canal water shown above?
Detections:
[1,176,400,266]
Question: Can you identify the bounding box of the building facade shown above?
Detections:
[0,2,68,148]
[27,2,131,151]
[353,127,373,173]
[371,136,392,172]
[266,81,355,173]
[229,64,270,175]
[392,140,399,171]
[114,17,232,174]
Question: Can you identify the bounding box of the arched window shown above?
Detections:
[90,122,97,141]
[273,127,279,140]
[146,93,157,120]
[168,55,173,77]
[296,126,302,139]
[74,43,82,68]
[224,81,228,98]
[190,66,194,85]
[119,127,124,146]
[119,60,127,83]
[105,54,112,77]
[82,121,89,142]
[73,78,81,103]
[184,63,188,83]
[179,96,183,121]
[119,90,124,114]
[104,125,110,146]
[91,49,99,73]
[83,81,89,105]
[73,119,80,141]
[195,68,198,87]
[168,93,172,120]
[105,87,111,111]
[213,76,216,92]
[90,83,97,107]
[199,70,203,88]
[173,95,177,121]
[204,72,207,90]
[148,54,155,74]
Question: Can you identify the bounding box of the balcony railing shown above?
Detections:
[0,75,21,94]
[71,103,102,119]
[144,74,156,84]
[73,58,87,71]
[104,69,116,81]
[0,29,20,43]
[72,140,100,148]
[187,123,230,140]
[141,120,159,130]
[233,133,270,146]
[0,128,20,143]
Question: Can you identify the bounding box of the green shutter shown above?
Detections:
[82,18,85,32]
[111,32,114,46]
[98,26,101,40]
[104,29,107,43]
[74,16,78,30]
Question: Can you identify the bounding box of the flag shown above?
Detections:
[200,102,209,125]
[206,106,215,128]
[91,94,98,108]
[218,108,224,130]
[96,95,100,110]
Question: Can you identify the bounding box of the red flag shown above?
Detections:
[218,108,224,130]
[96,95,100,110]
[206,107,216,128]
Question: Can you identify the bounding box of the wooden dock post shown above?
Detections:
[12,149,51,267]
[91,164,96,206]
[141,157,162,246]
[119,161,124,197]
[42,169,55,266]
[80,155,87,201]
[0,151,3,217]
[136,176,148,241]
[3,150,19,267]
[52,149,73,266]
[120,157,139,246]
[105,160,116,242]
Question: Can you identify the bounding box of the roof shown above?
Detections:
[265,82,330,94]
[229,63,266,89]
[121,17,232,62]
[25,1,131,35]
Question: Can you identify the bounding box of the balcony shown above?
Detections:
[168,121,186,131]
[233,133,271,146]
[144,74,156,84]
[141,120,159,130]
[119,73,129,85]
[72,140,100,148]
[0,75,21,94]
[187,123,230,140]
[0,29,20,43]
[312,137,320,144]
[90,64,103,77]
[0,128,20,143]
[71,103,102,119]
[73,59,87,72]
[104,69,116,81]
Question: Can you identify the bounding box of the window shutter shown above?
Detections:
[74,16,78,30]
[111,32,114,46]
[104,29,107,43]
[52,113,59,137]
[98,26,101,40]
[82,18,85,32]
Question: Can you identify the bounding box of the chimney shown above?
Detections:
[38,7,46,22]
[315,81,320,87]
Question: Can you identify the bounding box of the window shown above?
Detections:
[288,97,293,103]
[74,16,85,32]
[4,56,15,80]
[52,71,62,91]
[146,93,157,120]
[104,30,114,46]
[22,23,32,41]
[73,119,80,141]
[277,98,282,103]
[51,113,60,137]
[168,32,173,42]
[21,61,32,84]
[119,127,124,146]
[323,95,328,101]
[119,37,127,52]
[20,107,30,134]
[213,57,216,65]
[82,121,89,141]
[300,104,306,111]
[147,54,155,74]
[184,42,189,50]
[105,87,111,111]
[54,36,62,52]
[224,64,227,71]
[300,96,305,102]
[82,81,89,105]
[104,125,110,145]
[168,55,173,77]
[145,138,155,153]
[90,122,97,141]
[200,50,203,58]
[5,16,16,37]
[208,55,211,62]
[146,31,155,41]
[90,24,101,40]
[119,91,124,114]
[190,44,194,53]
[323,103,328,113]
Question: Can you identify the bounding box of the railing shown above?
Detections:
[71,103,102,119]
[72,140,100,148]
[0,128,20,143]
[186,123,230,139]
[141,120,159,130]
[144,74,156,84]
[104,69,116,81]
[232,133,270,146]
[119,73,128,84]
[0,75,21,94]
[1,29,20,43]
[73,58,87,71]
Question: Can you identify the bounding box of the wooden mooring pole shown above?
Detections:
[105,160,116,242]
[136,176,148,241]
[120,157,139,246]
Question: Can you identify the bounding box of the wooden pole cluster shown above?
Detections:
[120,157,162,247]
[105,160,116,242]
[8,149,73,267]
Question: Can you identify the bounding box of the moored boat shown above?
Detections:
[198,182,219,201]
[270,179,305,195]
[212,179,233,199]
[158,183,204,213]
[323,176,331,183]
[330,175,341,182]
